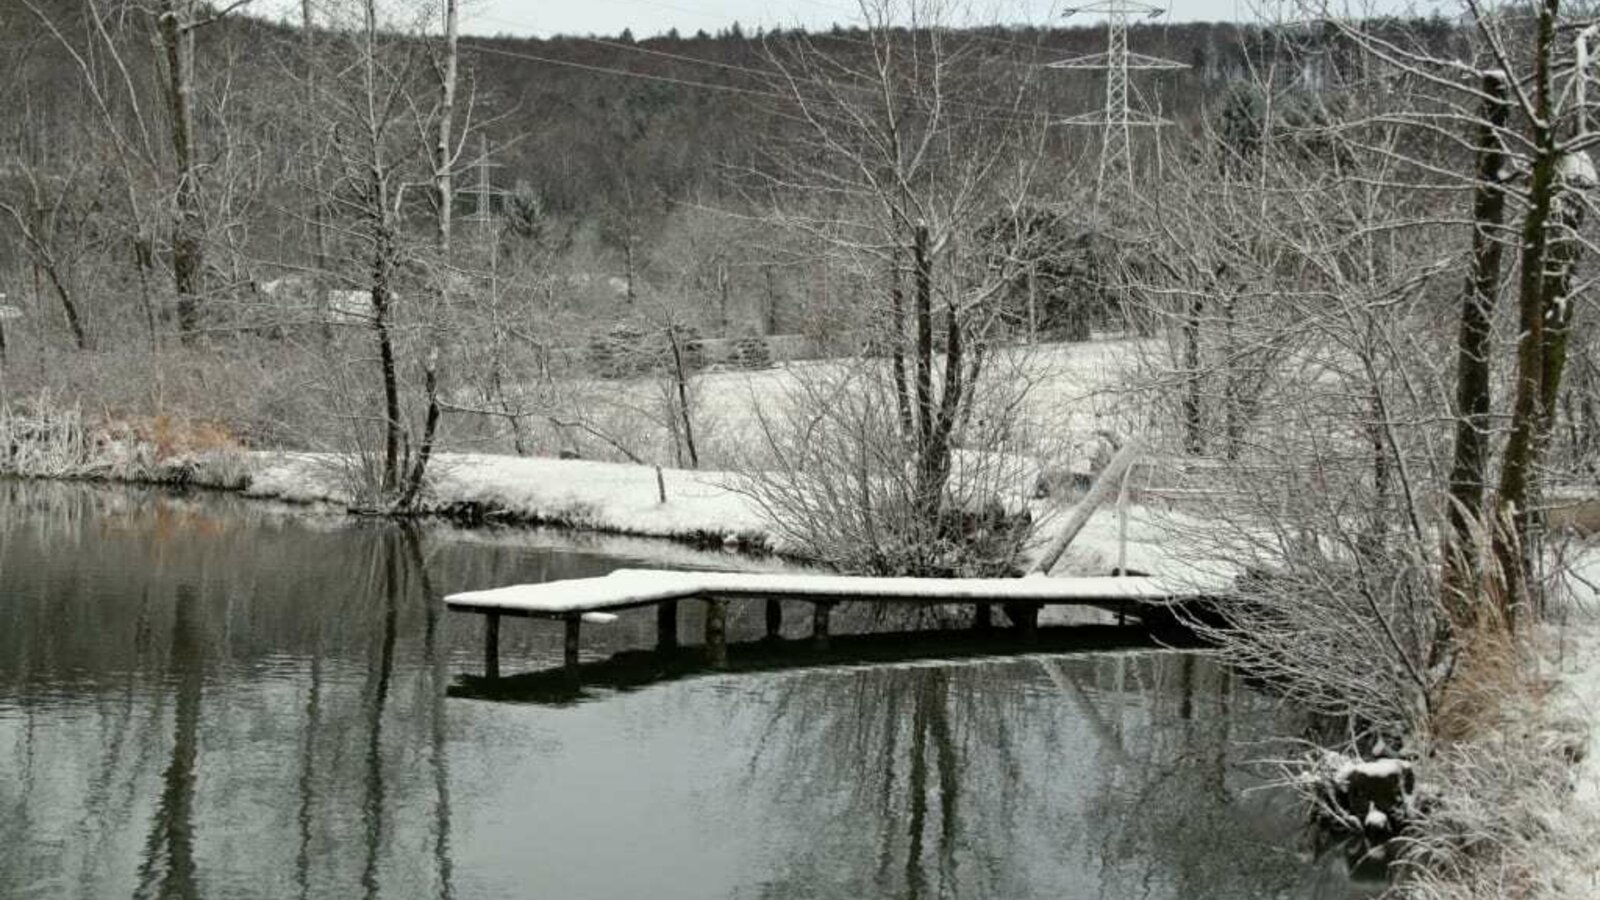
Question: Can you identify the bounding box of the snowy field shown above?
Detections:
[482,337,1159,477]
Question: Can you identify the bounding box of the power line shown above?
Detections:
[460,18,1077,121]
[460,40,783,99]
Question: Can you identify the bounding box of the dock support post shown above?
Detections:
[1010,603,1040,643]
[973,602,993,631]
[812,601,833,649]
[765,598,783,639]
[564,615,581,674]
[657,600,679,649]
[484,612,500,679]
[705,597,728,668]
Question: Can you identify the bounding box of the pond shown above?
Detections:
[0,480,1377,899]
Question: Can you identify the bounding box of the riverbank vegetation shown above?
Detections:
[2,0,1599,893]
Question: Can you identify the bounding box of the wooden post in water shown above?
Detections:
[484,611,501,679]
[765,598,783,639]
[564,615,581,674]
[657,599,679,649]
[1012,603,1040,643]
[812,601,833,648]
[973,602,993,631]
[705,597,728,667]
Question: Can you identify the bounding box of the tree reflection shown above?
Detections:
[743,652,1352,900]
[134,584,203,900]
[404,525,457,900]
[360,533,400,900]
[746,662,1034,899]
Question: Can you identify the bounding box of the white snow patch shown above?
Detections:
[446,567,1197,616]
[1558,151,1598,187]
[1363,803,1389,832]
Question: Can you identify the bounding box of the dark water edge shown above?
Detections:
[0,480,1382,899]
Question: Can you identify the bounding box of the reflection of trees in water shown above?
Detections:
[134,584,203,900]
[408,526,457,900]
[1066,654,1353,900]
[0,484,463,899]
[360,531,400,900]
[747,662,1035,899]
[743,653,1348,900]
[288,525,457,900]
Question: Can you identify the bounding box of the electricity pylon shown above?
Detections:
[1049,1,1187,205]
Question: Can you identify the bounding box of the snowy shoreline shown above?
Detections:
[238,451,780,552]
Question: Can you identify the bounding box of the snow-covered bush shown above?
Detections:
[733,357,1041,577]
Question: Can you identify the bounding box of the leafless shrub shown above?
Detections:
[733,355,1047,576]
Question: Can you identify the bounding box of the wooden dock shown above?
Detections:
[445,568,1204,679]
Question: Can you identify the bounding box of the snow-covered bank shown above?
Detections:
[241,451,775,548]
[1551,547,1600,896]
[230,448,1223,581]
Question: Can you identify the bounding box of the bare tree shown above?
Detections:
[734,0,1055,574]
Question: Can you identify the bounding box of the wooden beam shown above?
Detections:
[973,602,993,631]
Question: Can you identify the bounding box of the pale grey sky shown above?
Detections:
[460,0,1267,38]
[261,0,1437,41]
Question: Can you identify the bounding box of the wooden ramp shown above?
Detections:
[445,568,1204,679]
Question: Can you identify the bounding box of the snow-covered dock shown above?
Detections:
[446,569,1203,678]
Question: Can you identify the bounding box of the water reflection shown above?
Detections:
[0,481,1371,899]
[738,655,1363,900]
[133,584,203,900]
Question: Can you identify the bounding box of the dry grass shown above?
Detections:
[1396,615,1595,900]
[1432,618,1533,745]
[0,393,248,487]
[99,414,242,461]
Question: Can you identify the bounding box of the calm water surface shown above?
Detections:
[0,481,1372,899]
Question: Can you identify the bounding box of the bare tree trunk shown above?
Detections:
[913,223,933,454]
[18,203,88,350]
[434,0,458,248]
[762,265,778,336]
[132,237,158,350]
[667,328,699,468]
[157,0,203,343]
[1222,293,1242,460]
[624,237,636,305]
[399,0,458,510]
[1536,177,1584,447]
[372,223,403,493]
[1494,0,1560,621]
[303,0,330,343]
[1182,293,1204,455]
[889,242,913,439]
[716,261,730,332]
[911,223,941,516]
[1445,71,1511,620]
[398,349,440,510]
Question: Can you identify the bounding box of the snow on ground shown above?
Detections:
[530,337,1154,474]
[1549,543,1600,897]
[242,451,771,544]
[447,568,1193,615]
[234,444,1227,584]
[1557,545,1600,805]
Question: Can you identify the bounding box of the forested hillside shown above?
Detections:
[0,0,1457,351]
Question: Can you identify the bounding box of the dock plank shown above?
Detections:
[444,569,1199,618]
